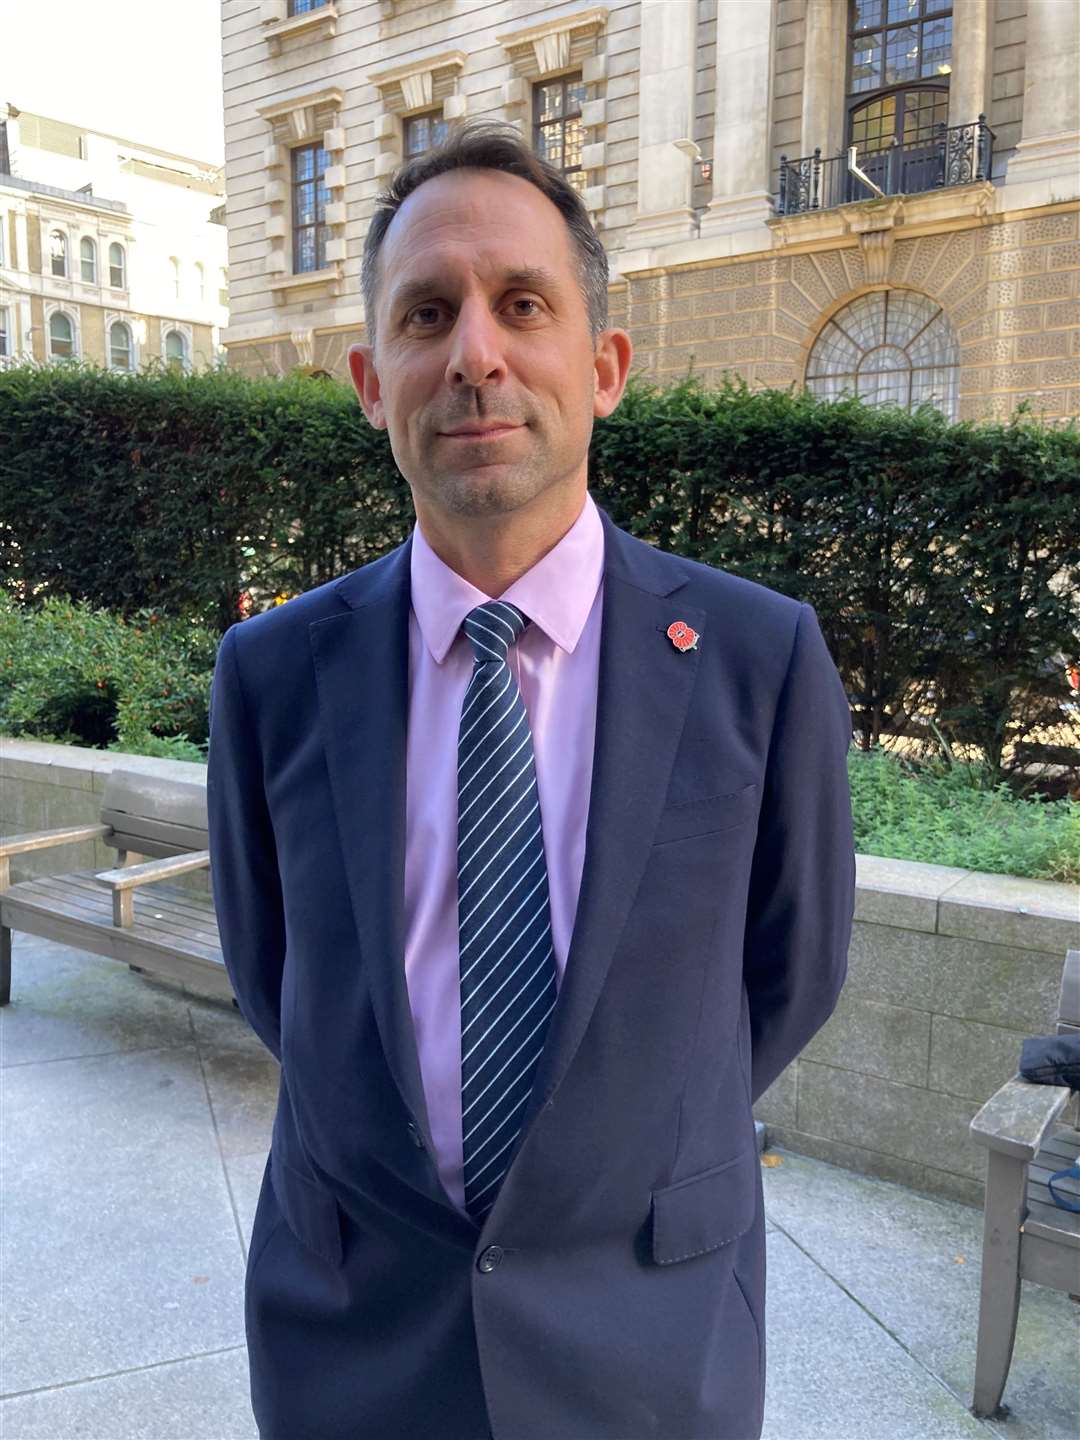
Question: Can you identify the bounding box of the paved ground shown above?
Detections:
[1,931,1077,1440]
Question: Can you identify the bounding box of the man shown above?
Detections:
[207,118,855,1440]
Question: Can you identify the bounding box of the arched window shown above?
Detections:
[109,321,133,370]
[50,230,67,278]
[195,261,205,302]
[80,236,97,284]
[805,290,959,420]
[170,257,181,299]
[164,328,188,370]
[848,0,952,196]
[109,242,126,289]
[48,311,74,359]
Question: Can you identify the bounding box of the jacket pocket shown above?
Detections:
[270,1147,345,1268]
[651,1144,759,1265]
[651,782,758,847]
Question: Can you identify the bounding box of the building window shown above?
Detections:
[850,0,952,95]
[0,307,9,357]
[218,267,228,308]
[195,261,205,302]
[533,73,587,197]
[404,111,449,159]
[81,236,97,284]
[0,121,9,177]
[164,328,188,370]
[109,242,126,288]
[48,311,75,359]
[292,142,331,273]
[848,0,951,181]
[170,256,181,299]
[50,229,67,277]
[805,290,958,420]
[287,0,329,13]
[109,321,133,370]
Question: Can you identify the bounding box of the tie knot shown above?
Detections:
[463,601,528,666]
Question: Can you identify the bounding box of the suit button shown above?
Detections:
[477,1245,504,1273]
[406,1121,424,1149]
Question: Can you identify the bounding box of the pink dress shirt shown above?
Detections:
[404,490,605,1216]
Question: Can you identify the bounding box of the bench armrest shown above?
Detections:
[0,823,113,891]
[969,1074,1075,1161]
[0,823,112,859]
[95,850,211,890]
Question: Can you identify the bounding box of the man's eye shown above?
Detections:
[407,299,542,326]
[408,303,443,326]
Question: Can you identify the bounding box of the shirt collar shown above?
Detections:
[410,490,604,665]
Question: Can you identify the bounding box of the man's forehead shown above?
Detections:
[382,171,569,272]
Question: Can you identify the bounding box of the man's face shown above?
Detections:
[347,167,629,525]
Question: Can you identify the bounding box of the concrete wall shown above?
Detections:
[757,852,1079,1208]
[3,738,1078,1209]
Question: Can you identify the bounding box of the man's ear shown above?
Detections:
[592,328,634,420]
[347,343,386,429]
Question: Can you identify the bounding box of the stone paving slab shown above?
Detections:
[3,1043,246,1394]
[2,932,1076,1439]
[761,1148,1080,1440]
[0,1348,258,1440]
[761,1227,989,1439]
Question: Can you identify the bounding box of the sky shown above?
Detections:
[1,0,225,165]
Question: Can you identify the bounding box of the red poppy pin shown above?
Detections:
[667,620,699,653]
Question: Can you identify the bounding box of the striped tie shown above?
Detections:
[458,601,558,1222]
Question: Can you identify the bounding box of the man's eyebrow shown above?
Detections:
[389,266,562,315]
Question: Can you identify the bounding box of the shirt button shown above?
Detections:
[477,1245,504,1273]
[406,1121,424,1149]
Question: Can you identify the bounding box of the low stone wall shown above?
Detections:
[1,739,210,895]
[757,855,1079,1208]
[3,738,1078,1208]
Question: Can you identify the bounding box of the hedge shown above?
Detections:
[1,359,1077,783]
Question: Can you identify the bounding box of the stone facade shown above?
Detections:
[0,104,227,373]
[220,0,1080,423]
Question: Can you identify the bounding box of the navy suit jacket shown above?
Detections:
[206,500,856,1440]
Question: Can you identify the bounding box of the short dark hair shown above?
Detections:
[360,118,609,347]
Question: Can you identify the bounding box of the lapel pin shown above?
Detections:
[666,620,699,653]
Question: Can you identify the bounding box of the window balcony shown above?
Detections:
[776,115,994,217]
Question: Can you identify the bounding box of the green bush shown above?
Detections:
[0,593,215,761]
[2,592,1074,881]
[848,746,1080,883]
[1,362,1077,785]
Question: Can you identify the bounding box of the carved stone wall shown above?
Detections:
[621,207,1080,423]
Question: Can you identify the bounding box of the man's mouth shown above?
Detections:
[439,423,523,440]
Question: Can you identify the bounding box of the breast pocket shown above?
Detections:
[651,782,759,848]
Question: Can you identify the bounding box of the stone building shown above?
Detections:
[0,103,228,373]
[221,0,1080,422]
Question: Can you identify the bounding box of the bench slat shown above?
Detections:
[1,899,233,1002]
[41,871,216,926]
[4,876,221,961]
[1021,1194,1080,1249]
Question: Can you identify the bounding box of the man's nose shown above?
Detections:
[444,300,508,388]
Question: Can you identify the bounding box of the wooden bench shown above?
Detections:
[969,948,1080,1420]
[0,768,235,1008]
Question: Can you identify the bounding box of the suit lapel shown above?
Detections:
[308,537,435,1155]
[516,508,702,1145]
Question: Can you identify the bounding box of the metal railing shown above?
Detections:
[776,114,995,217]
